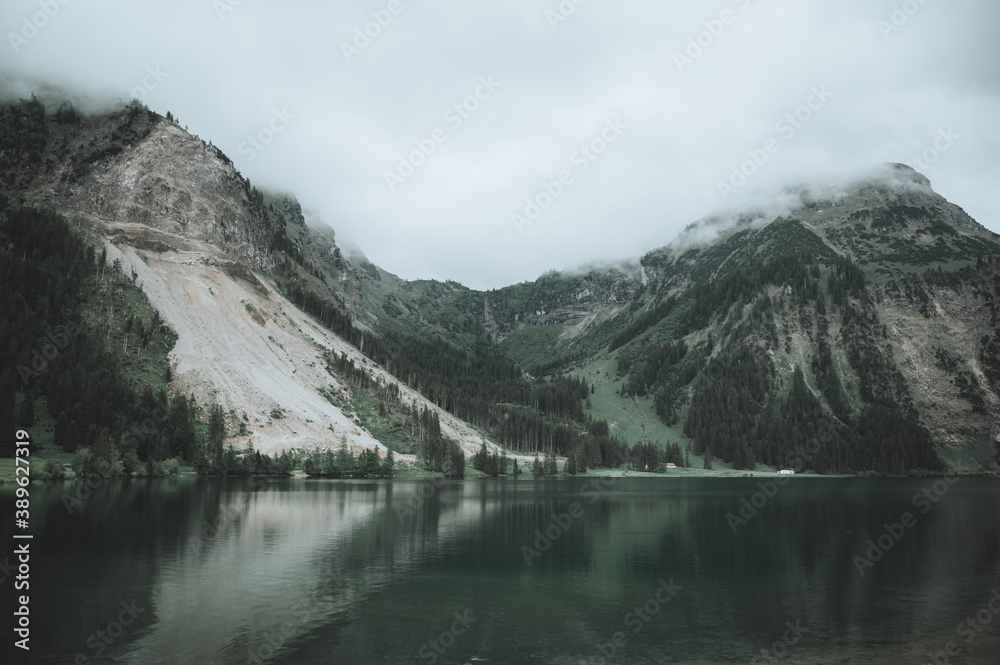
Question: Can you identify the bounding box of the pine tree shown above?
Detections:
[92,426,117,472]
[152,432,170,462]
[512,458,520,477]
[168,394,197,460]
[545,450,557,476]
[0,376,15,458]
[54,411,70,452]
[337,438,352,474]
[18,390,34,427]
[532,454,543,476]
[703,448,713,470]
[208,402,226,462]
[446,441,465,478]
[474,440,488,471]
[566,451,576,475]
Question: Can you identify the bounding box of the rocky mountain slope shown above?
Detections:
[3,96,998,474]
[0,97,497,461]
[346,164,1000,473]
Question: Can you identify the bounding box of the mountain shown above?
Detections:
[360,164,1000,474]
[0,97,488,471]
[2,95,998,475]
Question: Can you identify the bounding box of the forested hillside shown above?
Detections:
[349,168,1000,475]
[1,97,643,475]
[0,198,193,462]
[3,95,997,476]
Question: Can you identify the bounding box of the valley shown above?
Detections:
[2,97,998,479]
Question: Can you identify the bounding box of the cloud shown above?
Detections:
[1,0,998,289]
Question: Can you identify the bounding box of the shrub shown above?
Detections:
[121,451,142,477]
[29,459,66,481]
[44,459,66,480]
[72,448,94,475]
[162,459,180,477]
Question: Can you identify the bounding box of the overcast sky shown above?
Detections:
[2,0,999,289]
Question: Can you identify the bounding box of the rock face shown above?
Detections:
[94,226,491,457]
[301,222,366,320]
[358,162,998,470]
[258,193,366,319]
[43,118,278,270]
[2,102,500,458]
[486,264,644,341]
[4,97,997,471]
[597,165,1000,466]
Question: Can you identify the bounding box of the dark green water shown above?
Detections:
[3,476,1000,664]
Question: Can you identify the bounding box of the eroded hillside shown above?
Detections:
[0,98,500,461]
[3,96,998,475]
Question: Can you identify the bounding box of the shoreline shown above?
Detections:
[3,465,994,485]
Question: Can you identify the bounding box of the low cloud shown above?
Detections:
[1,0,997,288]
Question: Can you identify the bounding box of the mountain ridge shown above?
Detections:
[2,95,998,475]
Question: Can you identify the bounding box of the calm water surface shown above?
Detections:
[3,476,999,664]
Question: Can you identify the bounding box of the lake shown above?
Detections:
[3,476,999,664]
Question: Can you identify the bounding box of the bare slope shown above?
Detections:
[96,216,496,458]
[23,110,499,459]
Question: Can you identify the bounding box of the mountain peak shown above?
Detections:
[882,162,933,189]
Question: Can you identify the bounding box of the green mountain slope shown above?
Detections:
[3,95,998,476]
[348,165,1000,474]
